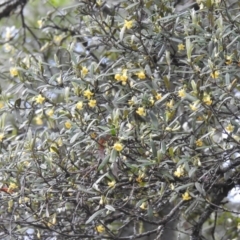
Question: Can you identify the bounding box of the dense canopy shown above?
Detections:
[0,0,240,239]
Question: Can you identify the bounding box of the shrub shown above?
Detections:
[0,0,240,239]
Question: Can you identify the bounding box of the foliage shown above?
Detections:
[0,0,240,239]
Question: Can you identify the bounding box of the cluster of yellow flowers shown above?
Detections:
[83,89,97,108]
[114,69,146,85]
[202,93,212,105]
[174,165,184,178]
[114,70,128,85]
[210,70,220,79]
[195,139,203,147]
[136,71,146,79]
[178,88,186,98]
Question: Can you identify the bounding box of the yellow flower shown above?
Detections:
[178,88,186,98]
[149,97,154,105]
[170,183,175,190]
[0,133,4,142]
[124,20,133,29]
[3,43,14,53]
[76,101,83,110]
[0,101,4,109]
[136,172,145,183]
[53,34,64,44]
[81,66,88,77]
[9,182,18,191]
[166,126,172,131]
[19,197,30,204]
[210,70,220,79]
[128,98,135,106]
[96,0,103,6]
[108,180,116,188]
[83,89,94,99]
[122,69,127,75]
[178,43,185,51]
[88,99,97,108]
[113,142,123,152]
[174,165,184,178]
[182,191,192,201]
[90,132,97,139]
[189,101,199,111]
[35,116,43,125]
[96,225,105,233]
[203,93,212,105]
[136,107,146,117]
[166,99,174,108]
[35,94,45,104]
[37,20,44,28]
[65,121,72,129]
[155,93,162,100]
[136,71,146,80]
[46,109,54,117]
[139,202,147,210]
[120,74,128,83]
[225,55,232,65]
[10,67,18,77]
[197,116,204,121]
[114,73,121,81]
[226,123,234,133]
[195,139,203,147]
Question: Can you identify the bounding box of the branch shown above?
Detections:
[0,0,28,20]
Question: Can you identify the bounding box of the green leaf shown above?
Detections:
[98,155,110,171]
[160,140,166,154]
[149,111,159,129]
[151,141,157,158]
[110,149,117,163]
[105,204,115,212]
[85,209,105,224]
